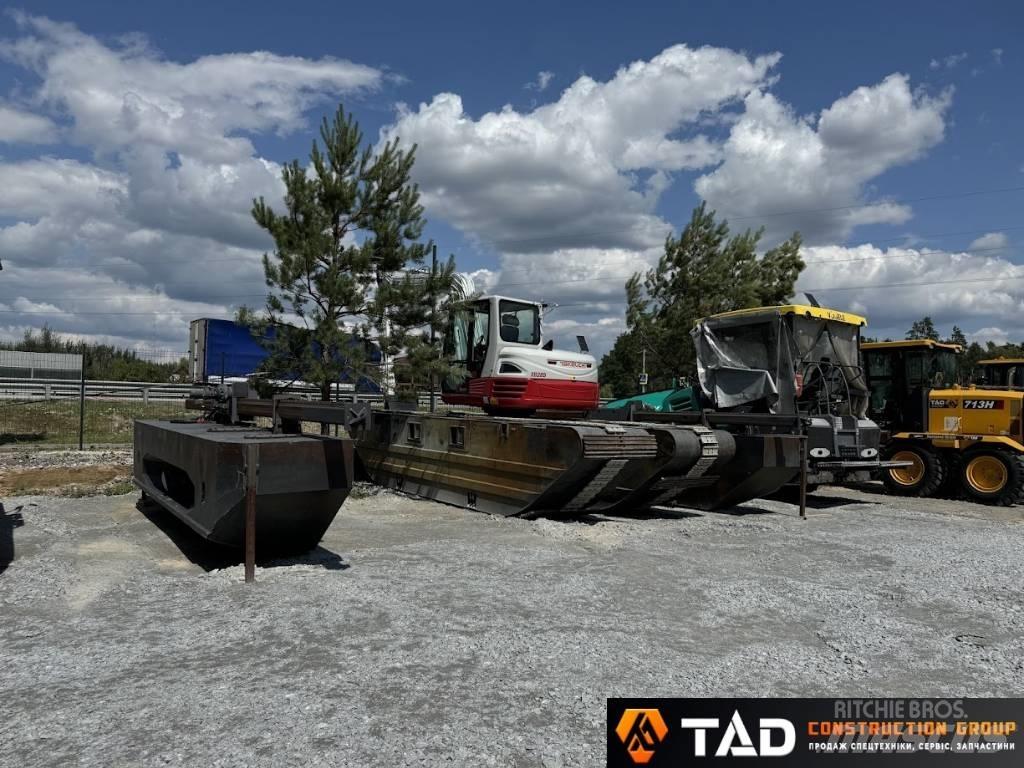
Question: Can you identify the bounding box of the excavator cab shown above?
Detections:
[442,295,599,414]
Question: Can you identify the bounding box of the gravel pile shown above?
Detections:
[0,449,132,472]
[1,485,1022,767]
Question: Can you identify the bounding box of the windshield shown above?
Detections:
[709,321,774,371]
[790,316,860,370]
[498,300,540,345]
[446,300,491,364]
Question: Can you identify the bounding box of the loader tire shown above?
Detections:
[960,448,1024,506]
[881,443,946,498]
[935,451,964,500]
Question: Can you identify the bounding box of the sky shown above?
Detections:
[0,1,1021,359]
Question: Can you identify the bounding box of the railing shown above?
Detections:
[0,376,619,449]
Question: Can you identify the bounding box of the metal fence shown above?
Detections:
[0,377,191,448]
[0,375,430,448]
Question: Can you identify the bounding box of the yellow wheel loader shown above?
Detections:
[861,340,1024,505]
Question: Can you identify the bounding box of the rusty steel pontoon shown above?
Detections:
[133,383,805,522]
[133,410,354,554]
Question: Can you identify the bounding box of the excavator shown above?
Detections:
[440,294,599,414]
[862,340,1024,505]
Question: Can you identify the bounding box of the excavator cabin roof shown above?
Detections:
[861,339,963,352]
[978,357,1024,365]
[703,303,866,327]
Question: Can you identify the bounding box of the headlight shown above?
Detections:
[809,448,831,458]
[861,448,878,458]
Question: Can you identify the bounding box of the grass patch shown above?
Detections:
[0,399,191,446]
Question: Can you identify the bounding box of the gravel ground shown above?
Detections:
[1,480,1022,767]
[0,449,132,472]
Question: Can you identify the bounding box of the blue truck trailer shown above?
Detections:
[188,318,382,392]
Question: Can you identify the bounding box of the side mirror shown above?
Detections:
[576,335,590,353]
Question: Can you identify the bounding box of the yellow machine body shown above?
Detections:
[862,340,1024,505]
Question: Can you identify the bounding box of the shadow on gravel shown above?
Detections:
[801,492,883,510]
[135,498,348,573]
[0,502,25,575]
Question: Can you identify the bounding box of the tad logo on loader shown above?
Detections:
[862,340,1024,506]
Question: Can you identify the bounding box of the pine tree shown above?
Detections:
[948,326,968,348]
[241,105,461,402]
[599,203,804,395]
[905,316,940,341]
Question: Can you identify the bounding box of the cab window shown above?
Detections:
[498,300,540,345]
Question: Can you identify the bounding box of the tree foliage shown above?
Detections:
[599,203,804,397]
[240,105,461,400]
[1,326,187,381]
[905,316,940,341]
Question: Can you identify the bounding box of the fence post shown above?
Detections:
[78,354,86,451]
[143,387,150,406]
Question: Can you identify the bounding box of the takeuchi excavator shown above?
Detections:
[441,295,599,414]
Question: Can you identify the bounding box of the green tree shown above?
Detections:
[240,105,461,402]
[947,325,968,348]
[905,316,939,341]
[599,203,804,396]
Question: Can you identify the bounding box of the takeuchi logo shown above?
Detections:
[616,708,669,765]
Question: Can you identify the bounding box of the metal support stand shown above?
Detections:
[799,435,808,520]
[244,443,259,583]
[78,354,86,451]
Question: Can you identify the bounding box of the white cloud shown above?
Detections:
[968,232,1009,251]
[0,103,58,143]
[525,70,554,92]
[968,327,1014,345]
[797,244,1024,339]
[930,52,968,70]
[992,48,1004,65]
[384,45,780,256]
[0,14,384,347]
[379,49,961,356]
[696,74,951,244]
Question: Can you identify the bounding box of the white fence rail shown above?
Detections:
[0,377,402,406]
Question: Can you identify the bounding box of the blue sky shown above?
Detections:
[0,1,1021,355]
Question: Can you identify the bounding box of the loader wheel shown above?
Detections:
[960,449,1024,506]
[882,444,946,497]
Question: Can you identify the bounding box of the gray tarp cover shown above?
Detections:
[691,311,866,417]
[691,313,796,414]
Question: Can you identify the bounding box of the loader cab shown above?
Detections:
[442,295,598,413]
[977,358,1024,390]
[861,340,961,432]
